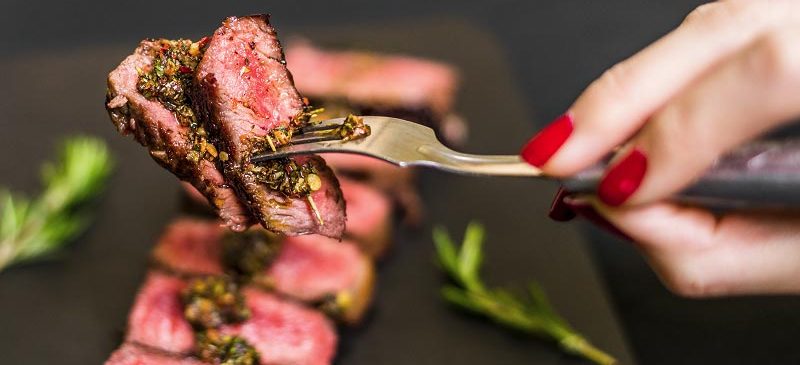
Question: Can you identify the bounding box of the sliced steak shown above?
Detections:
[265,234,374,323]
[220,288,337,365]
[285,40,458,119]
[151,219,225,275]
[151,218,374,322]
[106,40,252,231]
[285,40,466,145]
[126,272,195,355]
[125,272,336,364]
[194,15,345,238]
[338,178,392,258]
[105,344,205,365]
[322,153,422,226]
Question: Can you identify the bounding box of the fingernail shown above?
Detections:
[548,187,576,222]
[598,148,648,206]
[521,113,574,167]
[564,200,633,241]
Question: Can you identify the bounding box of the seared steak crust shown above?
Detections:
[106,40,252,231]
[194,15,345,237]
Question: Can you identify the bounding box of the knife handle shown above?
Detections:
[560,139,800,209]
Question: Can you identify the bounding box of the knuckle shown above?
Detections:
[681,1,775,30]
[662,269,712,298]
[751,29,800,83]
[682,3,723,26]
[650,105,718,162]
[658,259,726,298]
[588,61,638,105]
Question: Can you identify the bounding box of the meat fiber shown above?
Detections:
[285,40,460,125]
[322,153,422,226]
[125,272,337,365]
[220,288,337,365]
[338,178,392,258]
[151,218,374,322]
[151,219,226,275]
[126,273,195,354]
[105,344,205,365]
[106,40,252,231]
[265,234,374,323]
[194,15,345,238]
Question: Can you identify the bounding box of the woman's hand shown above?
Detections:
[520,0,800,297]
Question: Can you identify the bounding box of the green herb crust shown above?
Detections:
[136,38,217,163]
[182,276,250,329]
[242,111,367,201]
[248,158,322,198]
[335,115,371,142]
[221,230,282,281]
[196,330,259,365]
[240,105,327,200]
[182,275,261,363]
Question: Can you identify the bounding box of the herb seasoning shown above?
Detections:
[243,111,366,201]
[182,276,250,329]
[252,158,321,198]
[335,114,371,142]
[261,105,326,152]
[196,330,260,365]
[317,292,353,319]
[221,230,282,281]
[240,104,327,201]
[137,38,214,163]
[181,275,260,363]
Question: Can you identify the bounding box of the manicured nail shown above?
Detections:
[598,148,647,206]
[521,113,574,167]
[564,200,633,241]
[548,187,576,222]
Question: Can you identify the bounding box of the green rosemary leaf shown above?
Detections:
[441,286,484,313]
[0,136,114,271]
[434,223,616,365]
[0,191,22,237]
[526,282,566,326]
[433,226,459,277]
[457,222,484,288]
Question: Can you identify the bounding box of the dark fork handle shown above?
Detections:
[560,139,800,209]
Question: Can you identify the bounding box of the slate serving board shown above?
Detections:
[0,19,635,365]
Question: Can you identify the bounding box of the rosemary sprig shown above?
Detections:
[434,222,616,365]
[0,136,114,271]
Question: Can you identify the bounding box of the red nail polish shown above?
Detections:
[598,148,648,206]
[548,187,576,222]
[564,201,633,241]
[521,113,574,167]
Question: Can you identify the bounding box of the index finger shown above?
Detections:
[524,1,795,176]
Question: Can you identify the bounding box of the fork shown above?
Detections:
[251,116,800,208]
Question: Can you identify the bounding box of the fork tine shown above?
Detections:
[288,134,342,145]
[299,124,339,133]
[251,116,397,163]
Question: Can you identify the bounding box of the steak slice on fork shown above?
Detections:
[194,15,345,238]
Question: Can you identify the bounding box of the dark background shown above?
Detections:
[3,1,800,364]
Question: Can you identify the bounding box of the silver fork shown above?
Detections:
[253,116,540,177]
[251,116,800,208]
